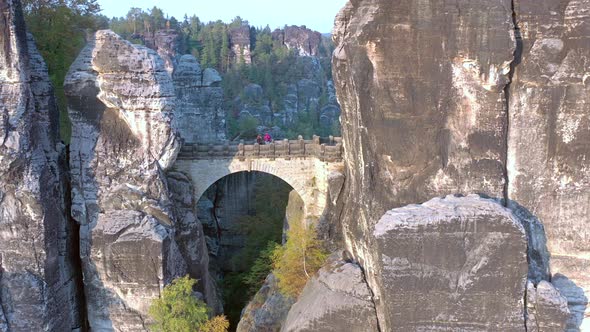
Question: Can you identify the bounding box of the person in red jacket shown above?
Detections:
[264,133,272,144]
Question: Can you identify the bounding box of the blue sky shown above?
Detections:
[98,0,348,33]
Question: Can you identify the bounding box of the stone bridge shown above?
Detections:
[173,136,344,220]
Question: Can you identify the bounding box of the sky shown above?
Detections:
[98,0,348,33]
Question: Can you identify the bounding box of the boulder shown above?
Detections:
[526,280,570,332]
[282,252,379,332]
[369,195,528,330]
[237,274,295,332]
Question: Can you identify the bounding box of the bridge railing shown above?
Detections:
[177,135,343,162]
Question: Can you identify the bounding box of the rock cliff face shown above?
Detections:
[0,1,82,330]
[333,0,589,329]
[282,252,379,332]
[272,26,322,57]
[507,1,590,328]
[173,54,225,143]
[143,28,180,73]
[64,30,215,330]
[230,25,252,65]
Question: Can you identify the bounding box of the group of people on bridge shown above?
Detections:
[256,133,273,145]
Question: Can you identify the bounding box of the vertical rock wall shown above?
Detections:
[173,54,225,143]
[0,0,81,330]
[333,0,515,281]
[332,0,588,330]
[508,1,590,328]
[65,30,188,331]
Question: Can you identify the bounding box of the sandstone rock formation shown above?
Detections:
[272,26,322,57]
[173,54,225,143]
[282,251,379,332]
[507,2,590,328]
[369,195,528,330]
[333,0,589,329]
[64,30,203,330]
[526,280,570,331]
[167,171,222,313]
[230,24,252,65]
[237,274,295,332]
[0,1,82,330]
[143,28,180,73]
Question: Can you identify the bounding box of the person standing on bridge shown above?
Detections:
[256,134,263,145]
[264,132,272,144]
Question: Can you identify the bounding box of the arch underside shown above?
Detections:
[173,157,341,221]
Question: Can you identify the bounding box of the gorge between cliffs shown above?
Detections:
[0,0,589,331]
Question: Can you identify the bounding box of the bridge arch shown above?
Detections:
[172,138,344,221]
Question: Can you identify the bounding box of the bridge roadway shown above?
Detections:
[173,136,344,222]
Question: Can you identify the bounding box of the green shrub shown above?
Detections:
[148,276,228,332]
[271,221,328,297]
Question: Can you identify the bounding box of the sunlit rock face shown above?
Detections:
[64,30,194,331]
[370,195,528,330]
[507,2,590,328]
[0,0,83,330]
[272,26,323,57]
[332,0,589,330]
[282,251,379,332]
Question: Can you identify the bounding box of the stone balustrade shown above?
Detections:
[178,135,343,161]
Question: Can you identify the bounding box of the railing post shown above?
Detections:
[238,140,245,157]
[255,142,260,156]
[284,139,289,155]
[313,135,320,145]
[298,135,304,156]
[320,143,326,158]
[270,141,276,159]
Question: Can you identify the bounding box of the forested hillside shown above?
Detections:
[23,2,339,141]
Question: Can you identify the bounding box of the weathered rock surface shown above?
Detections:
[143,28,180,73]
[0,1,82,330]
[370,195,528,330]
[333,0,590,329]
[237,274,295,332]
[167,171,222,313]
[230,24,252,65]
[173,54,225,143]
[282,251,379,332]
[65,30,188,330]
[273,26,322,57]
[526,280,570,332]
[507,1,590,327]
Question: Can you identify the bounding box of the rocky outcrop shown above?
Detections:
[0,1,82,330]
[143,28,180,73]
[282,252,379,332]
[526,280,570,331]
[370,195,528,330]
[64,30,189,330]
[272,26,322,57]
[237,274,295,332]
[235,56,340,138]
[167,171,222,313]
[333,0,589,329]
[507,1,590,327]
[173,54,225,143]
[230,25,252,65]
